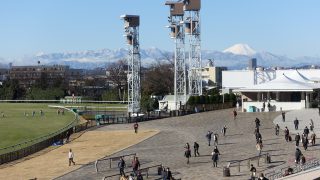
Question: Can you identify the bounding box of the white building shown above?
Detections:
[233,70,320,112]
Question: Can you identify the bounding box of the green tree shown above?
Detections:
[101,89,119,101]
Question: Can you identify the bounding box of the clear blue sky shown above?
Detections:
[0,0,319,59]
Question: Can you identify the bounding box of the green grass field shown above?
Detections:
[0,103,76,150]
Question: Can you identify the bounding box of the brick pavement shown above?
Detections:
[57,108,320,180]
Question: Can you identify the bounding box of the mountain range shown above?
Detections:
[1,44,320,69]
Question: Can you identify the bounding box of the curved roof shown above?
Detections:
[236,73,317,92]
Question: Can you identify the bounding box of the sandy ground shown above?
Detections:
[0,129,158,180]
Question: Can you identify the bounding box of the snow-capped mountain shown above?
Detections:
[1,44,320,69]
[223,43,256,56]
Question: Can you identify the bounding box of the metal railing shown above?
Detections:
[95,153,137,172]
[102,164,162,180]
[265,159,320,180]
[228,153,270,173]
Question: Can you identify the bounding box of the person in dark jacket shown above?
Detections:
[302,136,309,150]
[136,171,143,180]
[281,111,286,122]
[255,118,261,128]
[165,168,172,180]
[304,126,310,137]
[212,152,219,167]
[295,148,302,164]
[184,144,191,164]
[284,127,290,142]
[250,164,257,180]
[118,157,126,176]
[275,124,280,136]
[206,131,213,146]
[193,142,200,157]
[293,118,299,130]
[295,133,301,147]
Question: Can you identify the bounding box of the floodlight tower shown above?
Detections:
[165,1,187,110]
[183,0,202,96]
[120,15,141,113]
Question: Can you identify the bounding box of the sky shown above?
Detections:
[0,0,320,59]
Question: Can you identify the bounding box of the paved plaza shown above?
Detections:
[57,108,320,180]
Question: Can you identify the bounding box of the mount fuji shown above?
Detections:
[1,44,320,69]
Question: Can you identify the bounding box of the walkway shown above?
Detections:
[59,109,319,180]
[0,130,158,179]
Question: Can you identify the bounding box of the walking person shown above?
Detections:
[213,133,219,146]
[165,168,173,180]
[262,102,266,112]
[221,125,227,136]
[211,151,219,167]
[133,122,139,134]
[256,138,263,156]
[295,133,301,147]
[184,144,191,164]
[267,102,271,112]
[295,148,302,164]
[233,109,237,120]
[255,118,261,128]
[281,111,286,122]
[250,164,257,180]
[206,131,213,146]
[118,157,126,176]
[132,156,141,176]
[284,126,290,142]
[193,142,200,157]
[302,135,309,151]
[303,126,310,137]
[311,133,316,146]
[294,118,299,130]
[275,124,280,136]
[68,149,76,166]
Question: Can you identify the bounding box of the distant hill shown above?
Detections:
[1,44,320,69]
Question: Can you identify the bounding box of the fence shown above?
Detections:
[265,159,320,180]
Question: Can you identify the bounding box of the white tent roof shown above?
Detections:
[235,73,318,92]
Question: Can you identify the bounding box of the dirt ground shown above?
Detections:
[0,129,159,180]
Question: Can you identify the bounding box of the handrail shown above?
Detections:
[95,153,136,172]
[265,159,320,179]
[102,164,162,180]
[229,153,268,165]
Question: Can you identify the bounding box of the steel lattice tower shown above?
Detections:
[165,1,187,110]
[120,15,141,113]
[183,0,202,96]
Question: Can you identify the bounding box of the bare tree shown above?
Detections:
[106,60,127,101]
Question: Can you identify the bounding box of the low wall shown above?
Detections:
[243,101,305,112]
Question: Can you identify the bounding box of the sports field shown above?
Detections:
[0,103,76,150]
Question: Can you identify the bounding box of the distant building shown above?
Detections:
[9,65,70,88]
[202,66,227,88]
[248,58,257,70]
[0,68,9,82]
